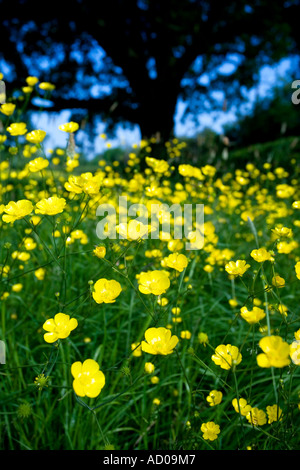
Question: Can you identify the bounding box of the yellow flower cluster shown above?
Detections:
[232,398,283,426]
[1,77,300,450]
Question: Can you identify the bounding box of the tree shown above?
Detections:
[223,81,300,148]
[0,0,297,141]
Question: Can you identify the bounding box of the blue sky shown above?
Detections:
[24,57,296,158]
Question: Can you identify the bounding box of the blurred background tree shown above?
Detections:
[224,81,300,148]
[1,0,299,144]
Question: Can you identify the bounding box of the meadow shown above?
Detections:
[1,76,300,451]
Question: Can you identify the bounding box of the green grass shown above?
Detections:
[1,134,300,450]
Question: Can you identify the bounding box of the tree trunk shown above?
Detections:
[138,101,176,143]
[136,80,179,145]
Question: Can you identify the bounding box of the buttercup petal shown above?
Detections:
[82,359,99,375]
[71,361,82,379]
[44,332,58,343]
[42,319,56,332]
[73,378,85,397]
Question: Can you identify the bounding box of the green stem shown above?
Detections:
[232,365,245,445]
[247,216,278,403]
[175,349,191,397]
[24,217,65,273]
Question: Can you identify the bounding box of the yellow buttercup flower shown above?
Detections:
[7,122,27,136]
[131,342,142,357]
[30,215,41,226]
[64,174,100,195]
[26,76,39,86]
[69,229,88,245]
[141,327,179,355]
[178,163,203,179]
[167,239,184,252]
[180,330,191,339]
[39,82,55,91]
[246,407,267,426]
[276,183,295,198]
[35,196,66,216]
[66,157,79,172]
[144,362,155,374]
[145,157,169,173]
[257,335,290,368]
[272,275,285,288]
[206,390,223,407]
[200,422,220,441]
[250,247,271,263]
[172,316,182,324]
[293,329,300,343]
[23,237,37,250]
[92,278,122,304]
[22,86,33,94]
[289,341,300,365]
[266,405,283,424]
[157,296,168,307]
[59,121,79,133]
[117,220,152,241]
[276,240,298,254]
[225,260,250,278]
[164,252,188,272]
[211,344,242,370]
[204,264,214,273]
[138,270,170,295]
[172,307,181,315]
[64,175,85,194]
[12,283,23,293]
[229,298,238,308]
[278,304,288,317]
[151,376,159,384]
[295,261,300,280]
[26,130,47,144]
[2,199,33,223]
[93,245,106,259]
[12,251,30,262]
[43,313,78,343]
[0,103,16,116]
[271,226,293,239]
[232,398,252,416]
[71,359,105,398]
[28,157,49,172]
[240,306,266,324]
[34,267,46,280]
[52,157,60,165]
